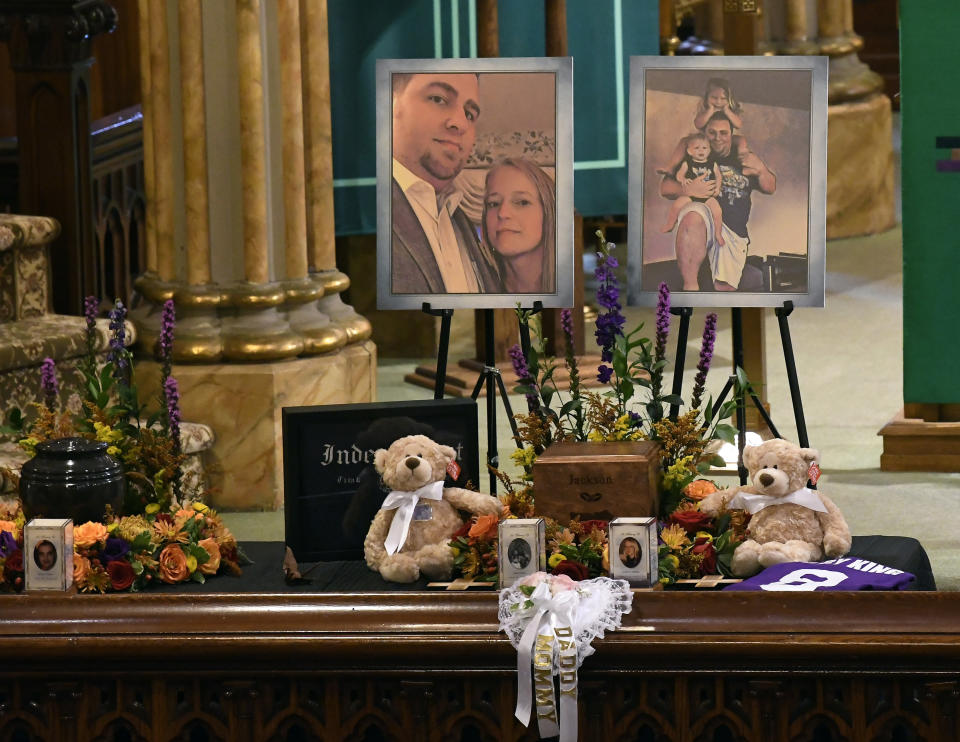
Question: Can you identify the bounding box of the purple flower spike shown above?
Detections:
[560,308,574,342]
[597,364,613,384]
[655,282,671,362]
[159,299,176,364]
[107,299,128,374]
[164,375,182,451]
[40,357,58,410]
[690,312,718,411]
[83,296,99,331]
[509,344,539,411]
[593,240,626,362]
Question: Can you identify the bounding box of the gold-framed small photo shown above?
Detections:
[24,518,73,591]
[498,518,546,588]
[608,517,658,588]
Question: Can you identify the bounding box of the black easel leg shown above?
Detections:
[669,307,693,420]
[495,371,521,444]
[730,309,748,484]
[483,310,499,494]
[422,303,453,400]
[775,301,810,449]
[434,309,452,400]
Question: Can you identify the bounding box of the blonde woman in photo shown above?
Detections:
[481,157,556,294]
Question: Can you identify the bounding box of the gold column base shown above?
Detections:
[132,274,372,363]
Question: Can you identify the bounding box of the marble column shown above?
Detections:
[137,0,158,276]
[132,0,375,509]
[178,0,212,287]
[780,0,819,55]
[147,0,175,282]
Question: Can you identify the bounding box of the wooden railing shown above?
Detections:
[0,106,145,309]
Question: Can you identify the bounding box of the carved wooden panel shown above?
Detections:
[1,674,959,742]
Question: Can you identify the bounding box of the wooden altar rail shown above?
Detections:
[2,591,960,741]
[0,107,145,310]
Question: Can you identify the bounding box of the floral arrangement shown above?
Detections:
[0,497,242,593]
[449,231,749,587]
[4,297,188,512]
[0,297,244,593]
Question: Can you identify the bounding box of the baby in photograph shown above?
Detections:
[659,132,725,245]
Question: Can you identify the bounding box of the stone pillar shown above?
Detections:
[148,0,176,282]
[178,0,212,287]
[132,0,374,510]
[814,0,893,238]
[780,0,819,55]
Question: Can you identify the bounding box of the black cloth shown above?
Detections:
[715,151,756,239]
[143,535,935,594]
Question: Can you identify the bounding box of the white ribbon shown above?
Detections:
[728,486,828,515]
[514,581,579,741]
[381,480,444,555]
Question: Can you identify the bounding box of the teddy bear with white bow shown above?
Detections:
[698,438,852,577]
[363,434,502,583]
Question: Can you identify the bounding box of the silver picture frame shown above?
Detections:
[498,517,546,588]
[24,518,74,592]
[627,55,828,308]
[377,57,574,310]
[608,516,658,588]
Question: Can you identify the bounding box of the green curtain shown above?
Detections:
[329,0,658,235]
[900,1,960,402]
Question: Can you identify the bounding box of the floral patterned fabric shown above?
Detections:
[0,316,137,373]
[465,130,556,168]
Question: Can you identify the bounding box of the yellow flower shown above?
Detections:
[548,553,566,568]
[185,554,198,573]
[192,502,209,513]
[106,446,120,456]
[145,503,160,515]
[450,546,461,558]
[107,522,119,533]
[461,550,480,580]
[660,524,691,550]
[93,422,123,444]
[663,455,695,490]
[664,553,680,570]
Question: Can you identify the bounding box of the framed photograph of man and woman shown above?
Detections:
[376,57,574,310]
[627,56,828,308]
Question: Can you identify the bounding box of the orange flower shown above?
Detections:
[197,537,221,576]
[158,544,189,584]
[0,520,16,534]
[468,514,499,541]
[684,479,718,501]
[73,554,91,584]
[153,519,189,545]
[74,521,108,548]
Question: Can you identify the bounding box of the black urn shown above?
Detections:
[19,437,126,523]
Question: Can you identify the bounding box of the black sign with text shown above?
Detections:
[282,399,480,561]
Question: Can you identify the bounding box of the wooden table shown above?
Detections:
[2,589,960,741]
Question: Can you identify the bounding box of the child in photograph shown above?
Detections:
[694,77,744,132]
[659,132,725,245]
[657,77,751,179]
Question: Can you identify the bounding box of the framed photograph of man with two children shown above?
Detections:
[627,56,828,308]
[376,57,574,310]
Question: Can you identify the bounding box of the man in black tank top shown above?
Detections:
[659,112,776,291]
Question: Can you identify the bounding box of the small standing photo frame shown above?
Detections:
[376,57,574,310]
[608,517,658,588]
[627,55,828,308]
[24,518,73,591]
[498,518,546,589]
